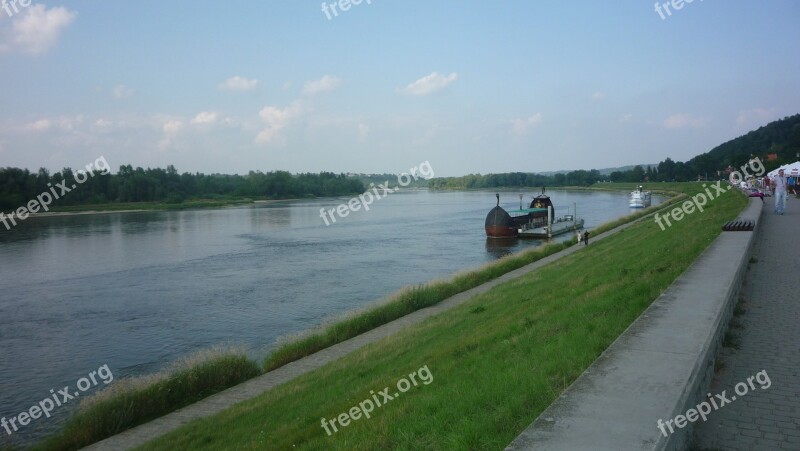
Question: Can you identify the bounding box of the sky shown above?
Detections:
[1,1,799,177]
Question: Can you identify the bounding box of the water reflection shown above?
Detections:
[485,237,530,258]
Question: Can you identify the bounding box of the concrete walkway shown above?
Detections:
[693,195,800,450]
[505,197,763,450]
[84,199,676,450]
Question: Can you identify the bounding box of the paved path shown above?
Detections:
[85,200,678,450]
[505,197,761,450]
[693,196,800,450]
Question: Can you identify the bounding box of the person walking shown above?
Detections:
[771,168,788,215]
[583,230,590,246]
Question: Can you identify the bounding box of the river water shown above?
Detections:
[0,189,661,445]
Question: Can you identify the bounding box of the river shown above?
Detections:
[0,188,662,445]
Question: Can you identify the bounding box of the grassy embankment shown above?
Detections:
[131,183,746,450]
[262,187,687,371]
[25,183,699,450]
[30,348,260,451]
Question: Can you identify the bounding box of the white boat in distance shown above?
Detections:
[629,185,652,208]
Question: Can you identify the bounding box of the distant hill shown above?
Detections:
[688,114,800,172]
[595,164,658,175]
[535,115,800,179]
[429,114,800,188]
[538,165,657,176]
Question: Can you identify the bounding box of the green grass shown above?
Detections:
[263,239,578,372]
[28,182,731,450]
[263,184,690,372]
[33,348,260,451]
[592,193,688,236]
[138,183,747,450]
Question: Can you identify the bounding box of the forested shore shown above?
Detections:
[0,165,364,212]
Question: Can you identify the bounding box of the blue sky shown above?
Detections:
[1,0,799,176]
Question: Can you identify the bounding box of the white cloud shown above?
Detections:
[736,108,779,128]
[358,123,369,142]
[592,91,606,101]
[0,5,77,55]
[512,113,543,134]
[18,115,84,133]
[113,84,135,99]
[663,113,707,129]
[56,115,83,131]
[218,76,259,91]
[401,72,458,96]
[159,119,183,149]
[23,119,52,132]
[162,119,183,134]
[255,102,304,145]
[191,111,218,125]
[303,75,343,95]
[95,118,112,128]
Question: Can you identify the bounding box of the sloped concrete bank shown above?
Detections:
[506,197,763,450]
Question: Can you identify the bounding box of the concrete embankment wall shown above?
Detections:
[506,197,763,450]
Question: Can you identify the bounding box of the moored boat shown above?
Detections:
[485,190,584,239]
[485,194,518,238]
[629,185,651,208]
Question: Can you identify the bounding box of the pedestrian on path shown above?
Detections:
[583,230,590,246]
[771,168,788,215]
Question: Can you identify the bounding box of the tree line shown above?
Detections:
[430,114,800,189]
[427,170,605,189]
[3,115,797,210]
[0,165,365,211]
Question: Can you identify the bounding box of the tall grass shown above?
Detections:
[141,184,747,450]
[31,184,687,449]
[34,347,260,451]
[263,239,578,371]
[263,191,687,372]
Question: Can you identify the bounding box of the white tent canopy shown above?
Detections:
[767,161,800,178]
